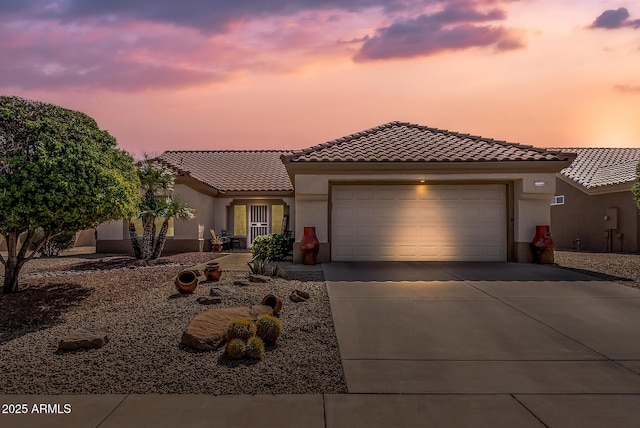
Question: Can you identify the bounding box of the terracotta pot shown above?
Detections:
[299,226,320,265]
[204,262,222,281]
[175,270,198,293]
[261,294,283,315]
[532,225,554,264]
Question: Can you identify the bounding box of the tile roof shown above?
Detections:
[547,148,640,189]
[283,121,571,163]
[157,151,293,193]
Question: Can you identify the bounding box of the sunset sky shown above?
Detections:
[1,1,639,156]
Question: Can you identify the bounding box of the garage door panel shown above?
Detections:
[332,184,507,261]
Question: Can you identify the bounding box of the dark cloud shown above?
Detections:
[354,4,523,61]
[591,7,640,29]
[3,0,433,33]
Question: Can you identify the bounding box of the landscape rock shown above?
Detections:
[210,286,232,297]
[58,328,108,351]
[196,296,222,305]
[289,289,310,302]
[181,305,273,351]
[234,280,251,286]
[249,274,270,283]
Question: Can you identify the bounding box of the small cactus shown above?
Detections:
[245,336,265,360]
[226,318,256,341]
[226,338,246,359]
[255,314,282,345]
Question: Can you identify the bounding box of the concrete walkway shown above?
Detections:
[4,261,640,427]
[324,261,640,427]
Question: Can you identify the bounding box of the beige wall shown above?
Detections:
[293,172,557,263]
[550,180,640,252]
[95,184,294,253]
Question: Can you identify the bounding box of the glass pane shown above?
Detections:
[234,205,246,236]
[271,205,284,234]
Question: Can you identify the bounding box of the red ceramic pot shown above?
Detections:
[300,226,320,265]
[532,225,554,264]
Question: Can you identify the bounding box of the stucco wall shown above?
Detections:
[293,172,557,263]
[550,180,640,252]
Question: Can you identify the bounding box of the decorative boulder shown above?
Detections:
[181,305,273,351]
[58,328,108,351]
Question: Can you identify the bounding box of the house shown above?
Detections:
[97,121,573,262]
[96,151,295,254]
[548,148,640,253]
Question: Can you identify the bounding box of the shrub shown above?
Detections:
[245,336,265,360]
[247,257,268,275]
[226,338,246,359]
[251,234,289,261]
[226,319,256,341]
[255,315,282,345]
[31,230,77,257]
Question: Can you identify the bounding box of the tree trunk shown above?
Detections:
[2,229,50,294]
[151,221,169,260]
[3,261,21,294]
[128,222,142,259]
[2,232,23,294]
[142,223,154,259]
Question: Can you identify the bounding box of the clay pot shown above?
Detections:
[175,270,198,293]
[532,225,554,264]
[261,294,283,315]
[299,226,320,265]
[204,262,222,281]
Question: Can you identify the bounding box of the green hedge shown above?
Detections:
[251,234,289,261]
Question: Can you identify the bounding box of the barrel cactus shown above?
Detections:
[245,336,265,360]
[255,314,282,345]
[226,338,246,359]
[226,318,256,341]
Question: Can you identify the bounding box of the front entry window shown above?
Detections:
[233,205,246,236]
[271,205,284,234]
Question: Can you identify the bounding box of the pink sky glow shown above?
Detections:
[1,0,639,156]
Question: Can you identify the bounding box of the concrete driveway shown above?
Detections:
[324,261,640,427]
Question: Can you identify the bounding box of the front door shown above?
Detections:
[249,204,269,247]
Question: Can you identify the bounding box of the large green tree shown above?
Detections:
[0,96,141,294]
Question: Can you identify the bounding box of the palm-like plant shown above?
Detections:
[129,156,194,260]
[151,197,195,259]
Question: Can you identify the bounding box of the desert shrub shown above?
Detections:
[247,257,268,275]
[226,319,256,341]
[251,234,289,261]
[226,338,246,359]
[255,314,282,345]
[30,230,77,257]
[245,336,265,360]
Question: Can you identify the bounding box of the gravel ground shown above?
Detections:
[554,250,640,289]
[0,251,347,395]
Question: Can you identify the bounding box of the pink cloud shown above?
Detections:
[615,84,640,94]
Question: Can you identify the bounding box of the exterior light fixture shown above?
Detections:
[420,180,426,183]
[534,181,545,187]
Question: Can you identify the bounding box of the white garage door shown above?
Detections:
[331,184,507,261]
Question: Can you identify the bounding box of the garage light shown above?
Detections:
[534,181,545,187]
[420,180,425,183]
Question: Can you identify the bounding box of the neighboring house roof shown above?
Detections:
[283,121,572,163]
[157,150,293,193]
[547,148,640,190]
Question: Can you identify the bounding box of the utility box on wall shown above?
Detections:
[604,207,618,230]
